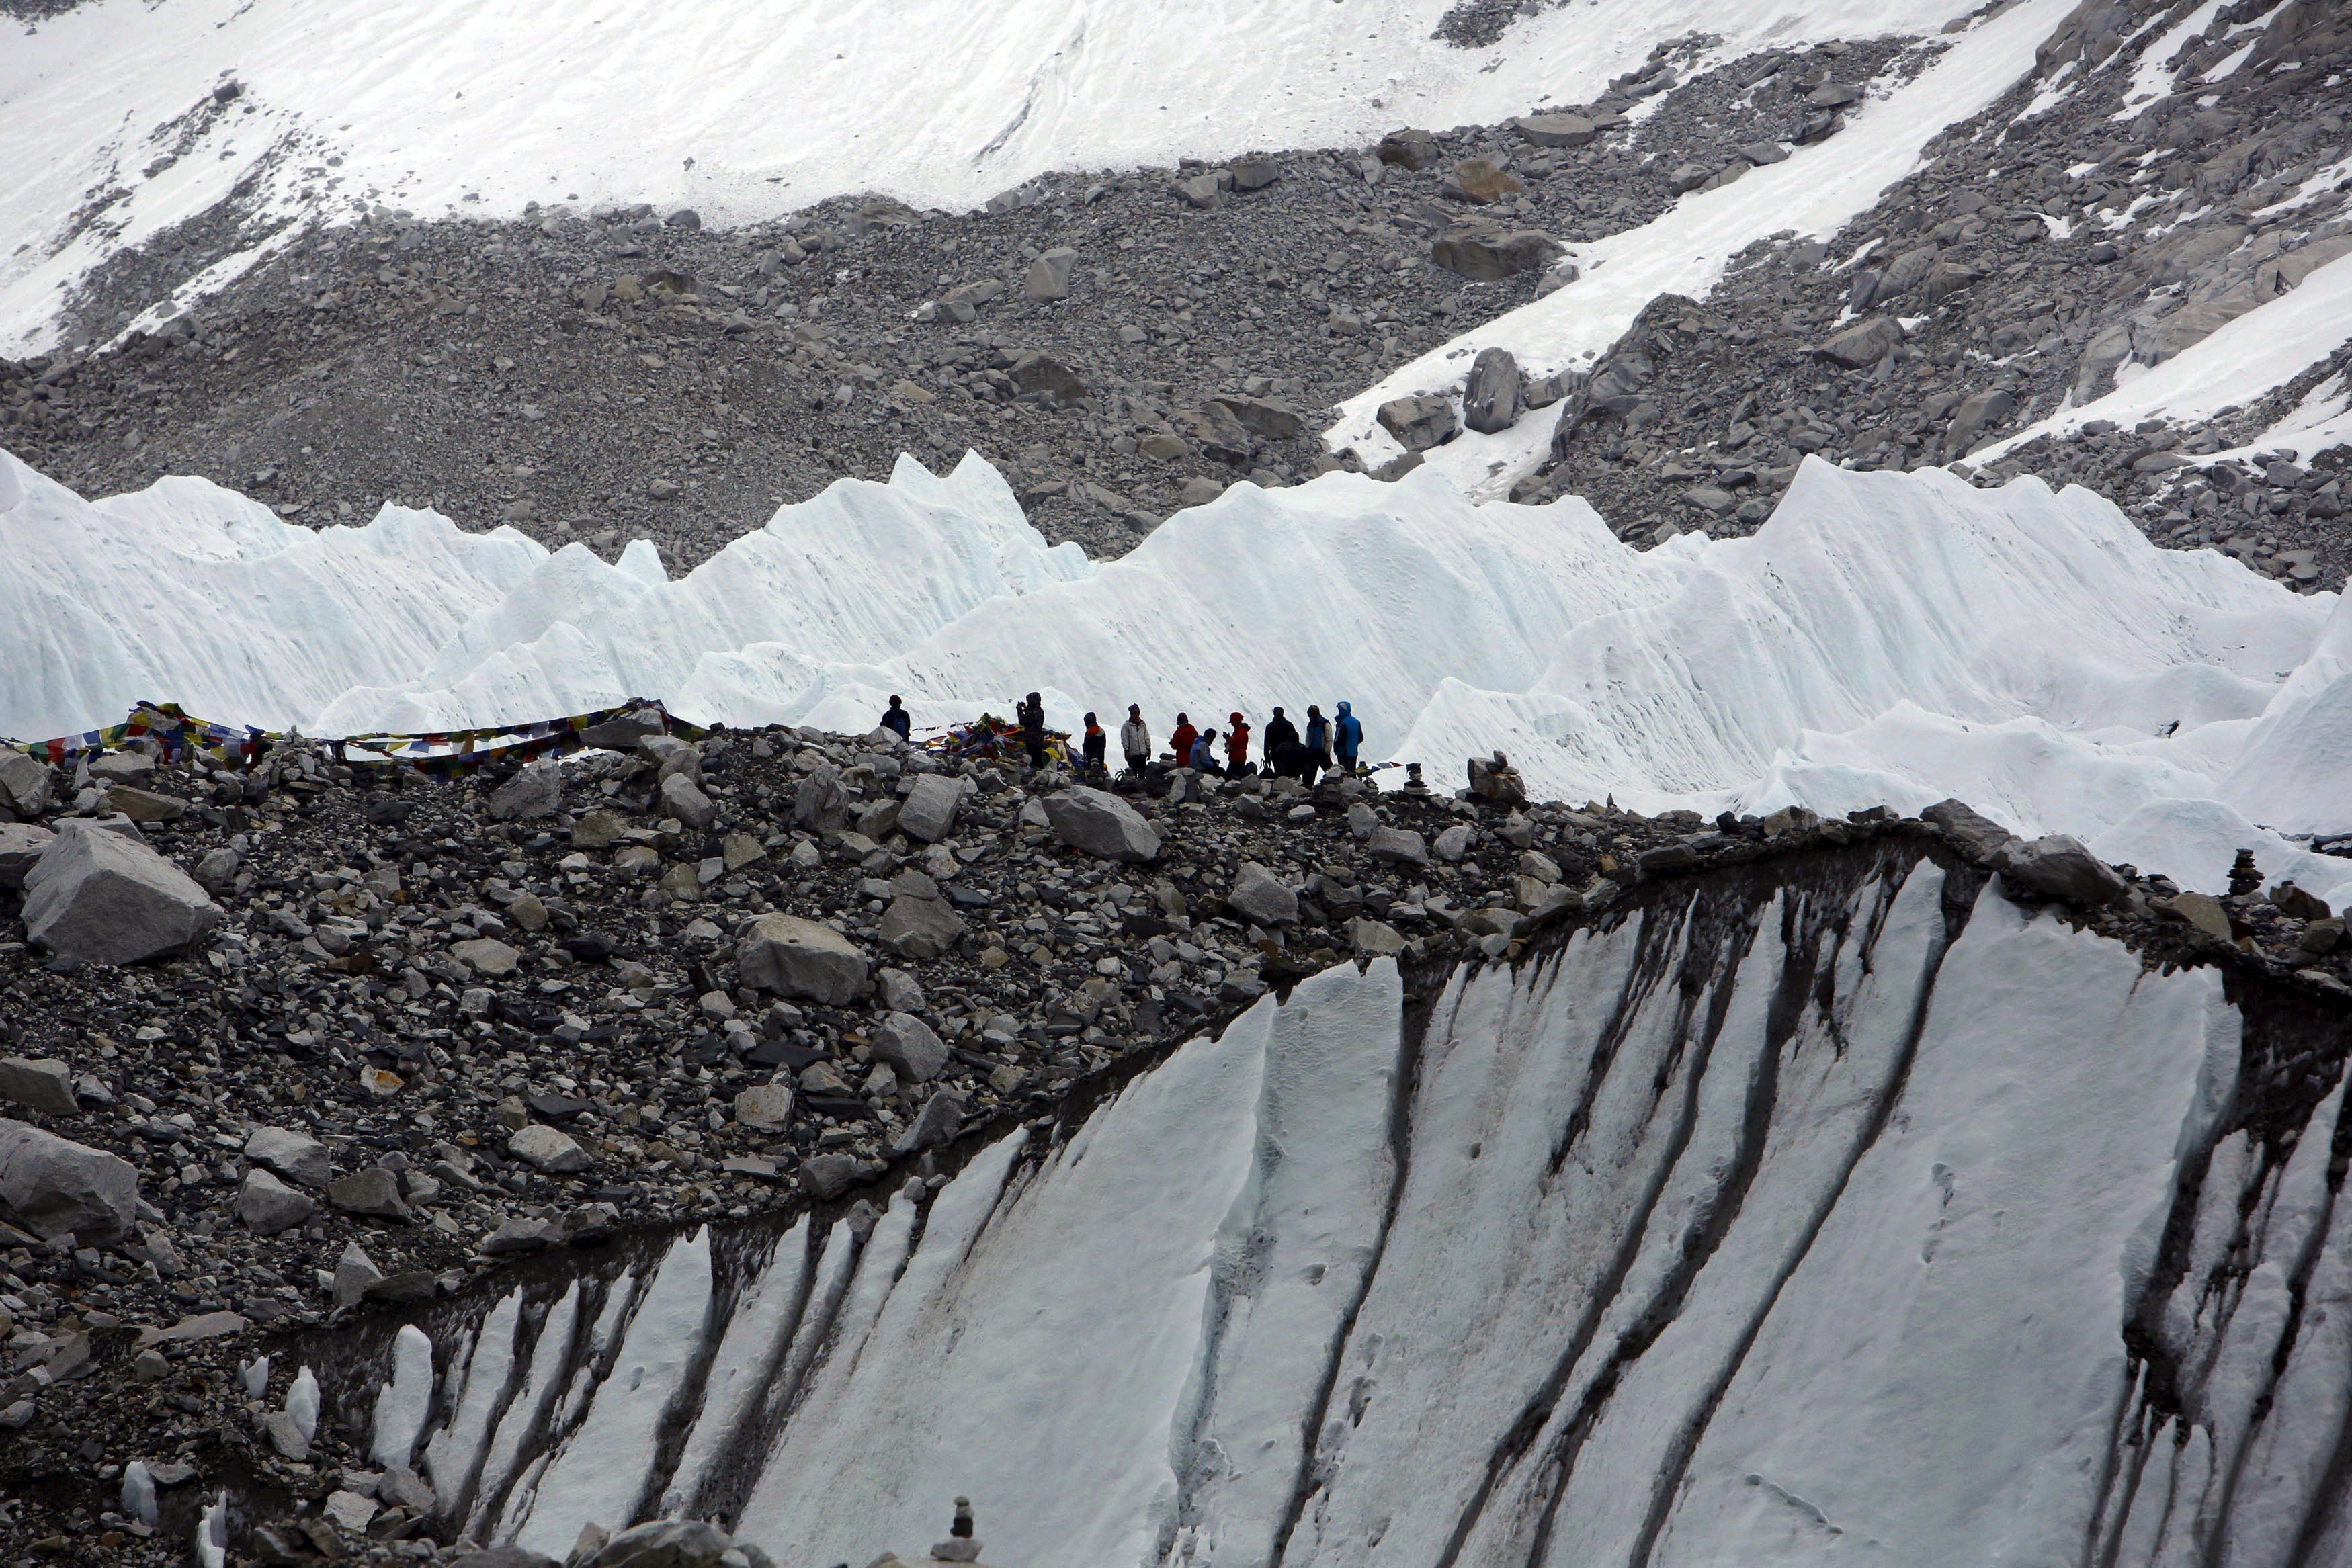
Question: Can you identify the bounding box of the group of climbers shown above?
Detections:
[881,693,1365,784]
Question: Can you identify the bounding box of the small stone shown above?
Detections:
[1347,918,1406,956]
[0,824,55,889]
[327,1168,411,1220]
[506,1124,591,1174]
[1376,394,1458,453]
[876,893,966,959]
[1366,826,1428,865]
[1025,246,1079,301]
[1461,347,1521,435]
[1433,824,1473,863]
[734,1082,795,1130]
[889,1091,966,1157]
[452,937,521,976]
[1513,112,1597,147]
[245,1125,330,1188]
[801,1151,859,1200]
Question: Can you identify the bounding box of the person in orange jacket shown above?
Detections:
[1225,712,1251,778]
[1169,711,1198,769]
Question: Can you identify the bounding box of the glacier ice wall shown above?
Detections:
[319,845,2352,1567]
[2,445,2348,903]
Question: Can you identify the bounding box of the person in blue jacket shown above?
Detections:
[1302,705,1333,782]
[1333,701,1362,774]
[1188,727,1220,771]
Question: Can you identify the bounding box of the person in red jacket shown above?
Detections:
[1169,712,1198,770]
[1225,712,1251,778]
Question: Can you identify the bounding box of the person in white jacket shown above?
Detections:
[1118,704,1152,780]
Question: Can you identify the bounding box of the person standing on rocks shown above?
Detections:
[1303,705,1333,782]
[880,695,911,741]
[1263,705,1299,769]
[1226,712,1252,779]
[1169,712,1199,772]
[1334,701,1362,775]
[1120,705,1152,781]
[1018,691,1047,771]
[1081,711,1107,779]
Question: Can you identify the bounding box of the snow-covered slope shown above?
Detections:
[3,445,2347,901]
[1331,0,2074,490]
[0,0,1986,355]
[339,854,2352,1566]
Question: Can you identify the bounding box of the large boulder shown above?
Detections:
[237,1169,317,1236]
[1461,347,1522,435]
[1513,112,1596,147]
[877,894,964,959]
[0,1058,78,1118]
[0,1119,137,1240]
[897,773,965,843]
[245,1125,331,1188]
[2004,835,2130,904]
[657,773,718,831]
[1043,787,1161,863]
[0,823,55,889]
[1376,394,1459,453]
[1814,316,1905,369]
[1226,862,1299,927]
[870,1012,950,1083]
[739,914,870,1003]
[585,1519,738,1568]
[22,820,222,965]
[0,752,55,816]
[487,762,564,822]
[889,1091,966,1158]
[1921,799,2021,860]
[1431,228,1561,281]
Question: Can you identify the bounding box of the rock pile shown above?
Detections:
[0,714,2343,1560]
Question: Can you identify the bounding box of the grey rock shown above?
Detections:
[1212,394,1308,440]
[1433,824,1474,863]
[890,1091,966,1157]
[21,819,223,965]
[1806,81,1865,107]
[733,1082,794,1130]
[793,763,847,831]
[0,823,54,889]
[581,707,666,752]
[1920,799,2021,859]
[1043,787,1161,862]
[739,914,870,1003]
[332,1242,384,1307]
[0,1057,77,1118]
[1228,156,1279,191]
[488,763,564,821]
[327,1167,411,1220]
[1378,128,1440,169]
[1025,246,1079,301]
[237,1169,317,1235]
[1431,228,1561,281]
[800,1151,859,1199]
[871,1012,950,1083]
[1347,917,1407,955]
[897,773,965,842]
[1180,171,1228,208]
[0,752,54,816]
[1226,862,1299,926]
[658,772,718,831]
[507,1123,591,1174]
[585,1518,735,1568]
[478,1215,554,1256]
[877,893,965,959]
[1736,140,1788,165]
[2005,835,2129,905]
[1513,112,1597,147]
[877,967,926,1013]
[1814,316,1904,369]
[191,845,240,895]
[451,1549,560,1568]
[1377,394,1460,452]
[87,751,155,783]
[1461,347,1522,435]
[1945,389,2017,454]
[0,1119,137,1240]
[245,1125,329,1188]
[452,937,521,976]
[1366,826,1429,865]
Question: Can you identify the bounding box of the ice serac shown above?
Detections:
[4,447,2343,905]
[319,840,2351,1568]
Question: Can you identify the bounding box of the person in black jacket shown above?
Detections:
[1081,712,1107,778]
[1018,691,1046,771]
[879,695,911,740]
[1262,705,1298,765]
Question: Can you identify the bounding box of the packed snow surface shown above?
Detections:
[3,445,2347,902]
[352,865,2352,1563]
[0,0,1986,354]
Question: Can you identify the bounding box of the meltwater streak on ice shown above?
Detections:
[4,443,2348,903]
[338,847,2348,1566]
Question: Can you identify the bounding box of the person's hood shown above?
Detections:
[1229,713,1243,726]
[1337,702,1351,716]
